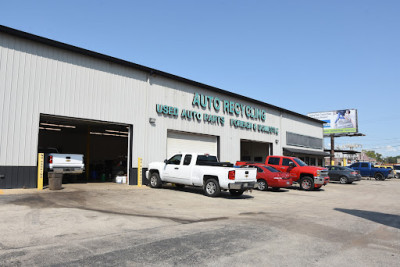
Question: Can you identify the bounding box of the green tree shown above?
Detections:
[364,150,400,163]
[384,156,400,164]
[364,150,377,159]
[364,150,383,162]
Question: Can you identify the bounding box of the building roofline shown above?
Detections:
[0,24,323,124]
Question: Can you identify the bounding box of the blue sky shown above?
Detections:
[1,0,399,156]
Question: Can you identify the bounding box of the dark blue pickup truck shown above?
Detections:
[349,162,391,180]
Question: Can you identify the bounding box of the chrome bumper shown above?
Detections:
[51,168,83,174]
[228,182,257,190]
[314,176,325,185]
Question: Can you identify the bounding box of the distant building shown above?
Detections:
[356,151,377,164]
[324,149,360,166]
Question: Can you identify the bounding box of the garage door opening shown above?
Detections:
[38,114,131,185]
[240,140,272,163]
[167,131,219,159]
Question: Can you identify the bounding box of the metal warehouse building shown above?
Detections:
[0,25,328,189]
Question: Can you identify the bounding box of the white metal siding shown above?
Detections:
[0,32,148,167]
[166,131,218,159]
[0,31,324,172]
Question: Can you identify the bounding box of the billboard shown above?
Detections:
[307,109,358,136]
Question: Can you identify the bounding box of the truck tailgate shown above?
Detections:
[233,168,257,182]
[49,154,84,168]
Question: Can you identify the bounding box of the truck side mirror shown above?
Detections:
[164,159,168,164]
[289,162,295,168]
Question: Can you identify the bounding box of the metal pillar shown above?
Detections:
[330,135,335,166]
[86,126,91,181]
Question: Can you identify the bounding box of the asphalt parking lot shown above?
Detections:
[1,179,400,266]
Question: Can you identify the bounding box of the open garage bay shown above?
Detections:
[38,114,131,185]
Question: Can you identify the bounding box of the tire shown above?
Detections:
[229,189,244,196]
[149,172,162,188]
[204,178,221,197]
[374,173,384,181]
[300,177,314,191]
[339,176,348,184]
[396,174,400,179]
[257,179,268,191]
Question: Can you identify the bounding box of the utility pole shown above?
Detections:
[330,135,335,165]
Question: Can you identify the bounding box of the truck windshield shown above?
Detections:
[196,155,218,164]
[394,166,400,170]
[293,158,307,166]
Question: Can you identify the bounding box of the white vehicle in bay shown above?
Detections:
[146,153,257,197]
[40,148,85,174]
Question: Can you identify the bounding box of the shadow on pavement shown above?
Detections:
[163,185,254,199]
[334,208,400,230]
[288,186,326,192]
[268,188,290,193]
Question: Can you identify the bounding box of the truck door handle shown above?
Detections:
[174,167,179,170]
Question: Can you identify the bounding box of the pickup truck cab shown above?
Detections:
[265,156,329,190]
[349,162,391,180]
[146,153,257,197]
[236,162,293,191]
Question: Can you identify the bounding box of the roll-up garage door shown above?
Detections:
[167,131,218,159]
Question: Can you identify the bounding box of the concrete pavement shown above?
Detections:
[1,180,399,266]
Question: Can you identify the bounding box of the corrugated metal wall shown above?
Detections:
[0,32,148,167]
[0,31,324,188]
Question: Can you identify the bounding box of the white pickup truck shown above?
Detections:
[146,153,257,197]
[46,153,85,174]
[41,148,85,174]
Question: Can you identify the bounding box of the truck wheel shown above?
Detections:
[300,177,314,191]
[204,179,221,197]
[257,179,268,191]
[374,173,384,180]
[149,172,162,188]
[339,176,348,184]
[229,190,244,196]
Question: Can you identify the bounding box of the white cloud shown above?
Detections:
[385,145,397,152]
[376,145,400,157]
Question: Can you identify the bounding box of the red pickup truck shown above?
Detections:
[265,156,329,190]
